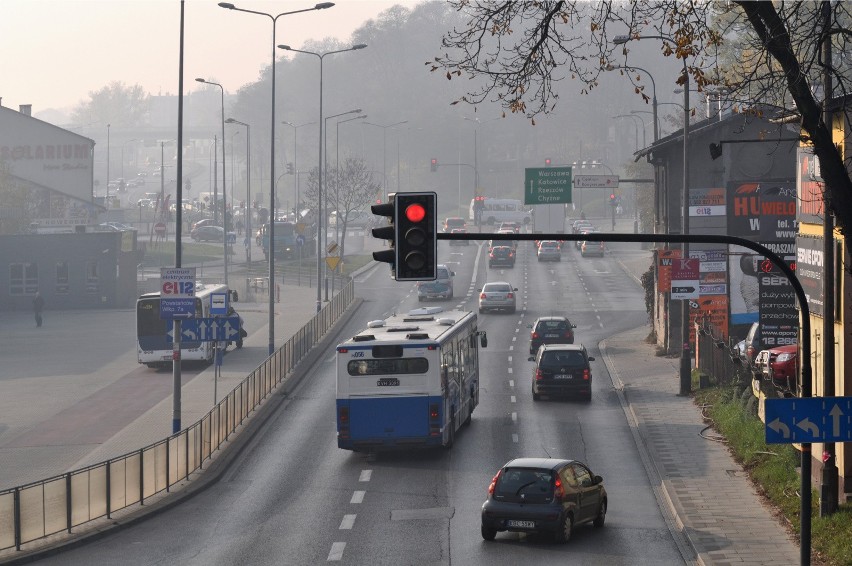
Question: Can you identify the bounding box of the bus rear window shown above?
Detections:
[348,358,429,376]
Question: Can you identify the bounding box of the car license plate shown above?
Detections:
[545,333,558,338]
[507,519,535,529]
[555,374,573,379]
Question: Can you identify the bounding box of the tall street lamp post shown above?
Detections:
[196,78,229,287]
[282,120,316,217]
[278,42,368,313]
[363,120,408,202]
[219,1,335,355]
[614,34,690,398]
[226,118,252,279]
[121,139,138,183]
[106,123,111,206]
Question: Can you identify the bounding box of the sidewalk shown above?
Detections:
[606,251,800,565]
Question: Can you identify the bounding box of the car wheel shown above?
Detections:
[236,339,243,349]
[532,383,540,401]
[555,513,573,543]
[593,500,607,528]
[478,308,485,314]
[481,525,497,541]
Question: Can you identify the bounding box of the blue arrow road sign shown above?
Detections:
[765,396,852,444]
[166,317,242,343]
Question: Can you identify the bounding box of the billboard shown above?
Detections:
[0,107,94,202]
[796,234,824,317]
[796,146,824,225]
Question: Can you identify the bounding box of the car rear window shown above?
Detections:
[437,268,450,279]
[446,218,465,227]
[483,283,511,292]
[541,242,558,248]
[494,468,554,501]
[540,350,587,369]
[536,320,568,331]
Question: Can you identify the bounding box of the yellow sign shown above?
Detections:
[325,256,341,271]
[295,222,306,235]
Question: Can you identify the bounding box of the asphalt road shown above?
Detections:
[31,231,684,565]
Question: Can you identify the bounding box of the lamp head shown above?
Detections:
[315,2,335,9]
[218,2,235,8]
[279,45,292,51]
[195,78,206,83]
[613,35,630,45]
[225,118,235,123]
[352,44,367,50]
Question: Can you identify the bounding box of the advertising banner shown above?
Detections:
[796,146,824,225]
[796,234,824,317]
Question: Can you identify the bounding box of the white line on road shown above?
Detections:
[509,380,514,387]
[351,491,365,504]
[511,412,517,422]
[508,356,512,362]
[339,514,356,530]
[328,542,346,561]
[512,433,519,443]
[359,470,372,482]
[508,368,513,374]
[511,395,516,403]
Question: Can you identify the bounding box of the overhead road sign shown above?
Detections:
[765,396,852,444]
[166,317,242,343]
[524,167,572,205]
[573,175,619,189]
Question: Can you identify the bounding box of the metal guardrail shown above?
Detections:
[695,321,751,388]
[0,279,355,555]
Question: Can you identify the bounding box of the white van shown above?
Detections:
[469,198,532,225]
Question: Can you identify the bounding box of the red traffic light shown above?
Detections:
[610,194,616,200]
[545,158,552,166]
[405,203,427,223]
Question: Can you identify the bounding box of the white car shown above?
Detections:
[478,281,517,314]
[537,241,561,261]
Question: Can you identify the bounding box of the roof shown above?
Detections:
[339,308,475,346]
[539,343,585,352]
[503,457,574,470]
[534,316,568,322]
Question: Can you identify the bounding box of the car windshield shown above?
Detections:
[540,351,586,369]
[541,242,558,248]
[483,283,511,293]
[437,268,450,279]
[536,320,569,331]
[493,247,511,254]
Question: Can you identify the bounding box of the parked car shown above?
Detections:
[537,240,561,262]
[529,316,576,354]
[529,343,595,401]
[449,228,469,246]
[443,217,466,232]
[481,457,607,542]
[417,264,455,301]
[488,245,515,268]
[191,225,225,242]
[98,222,136,232]
[191,218,218,232]
[571,219,594,234]
[762,344,798,395]
[478,281,517,313]
[744,322,762,364]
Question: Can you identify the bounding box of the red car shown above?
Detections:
[762,344,798,394]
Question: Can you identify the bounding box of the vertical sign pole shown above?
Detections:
[172,319,181,433]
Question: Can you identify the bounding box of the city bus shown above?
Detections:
[136,283,232,369]
[336,307,486,451]
[469,198,532,225]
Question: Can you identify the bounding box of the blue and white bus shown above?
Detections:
[136,283,233,369]
[336,307,486,451]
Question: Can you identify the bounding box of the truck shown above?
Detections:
[260,221,315,260]
[531,204,566,235]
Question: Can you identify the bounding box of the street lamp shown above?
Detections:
[612,114,644,150]
[282,120,316,217]
[614,33,691,396]
[604,63,659,144]
[219,1,335,355]
[121,139,138,183]
[106,124,111,206]
[363,120,408,202]
[226,118,252,278]
[278,42,368,313]
[196,77,229,287]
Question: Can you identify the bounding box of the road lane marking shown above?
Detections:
[359,470,372,482]
[511,395,516,403]
[328,542,346,561]
[351,491,365,504]
[508,367,513,374]
[509,380,514,387]
[512,434,519,443]
[511,412,517,422]
[508,356,512,362]
[340,514,356,530]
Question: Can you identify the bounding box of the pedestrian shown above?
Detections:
[33,292,44,327]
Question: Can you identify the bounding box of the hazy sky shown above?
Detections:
[1,0,405,113]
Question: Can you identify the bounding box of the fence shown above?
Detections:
[0,278,355,556]
[695,320,752,388]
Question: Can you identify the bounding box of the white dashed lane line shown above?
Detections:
[351,491,365,504]
[328,542,346,561]
[359,469,372,482]
[340,515,356,530]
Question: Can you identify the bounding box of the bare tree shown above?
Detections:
[431,1,852,236]
[70,81,150,128]
[302,158,381,261]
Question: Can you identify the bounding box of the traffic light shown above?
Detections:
[371,192,437,281]
[371,196,397,276]
[430,158,438,172]
[545,158,552,166]
[395,192,437,281]
[609,193,617,206]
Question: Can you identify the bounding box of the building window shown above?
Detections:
[85,260,99,293]
[55,261,70,294]
[10,263,39,295]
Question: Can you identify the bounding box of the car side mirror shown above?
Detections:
[451,271,456,276]
[594,475,603,485]
[480,333,488,348]
[513,287,518,291]
[571,324,577,328]
[477,288,482,292]
[588,356,595,362]
[527,356,535,362]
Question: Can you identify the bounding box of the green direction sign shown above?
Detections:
[524,167,572,205]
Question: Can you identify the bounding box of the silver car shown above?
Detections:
[537,240,561,262]
[478,281,517,314]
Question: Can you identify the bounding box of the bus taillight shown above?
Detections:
[338,348,348,354]
[339,406,349,423]
[429,403,439,420]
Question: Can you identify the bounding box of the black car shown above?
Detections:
[528,316,576,354]
[481,457,607,543]
[529,344,594,401]
[489,245,516,267]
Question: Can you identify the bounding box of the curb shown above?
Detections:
[349,260,378,279]
[3,298,365,565]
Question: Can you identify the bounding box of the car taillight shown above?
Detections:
[583,369,590,381]
[532,332,540,339]
[507,293,514,299]
[553,477,564,501]
[338,406,349,423]
[488,470,502,495]
[564,331,573,338]
[535,369,543,381]
[509,252,514,257]
[480,293,487,299]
